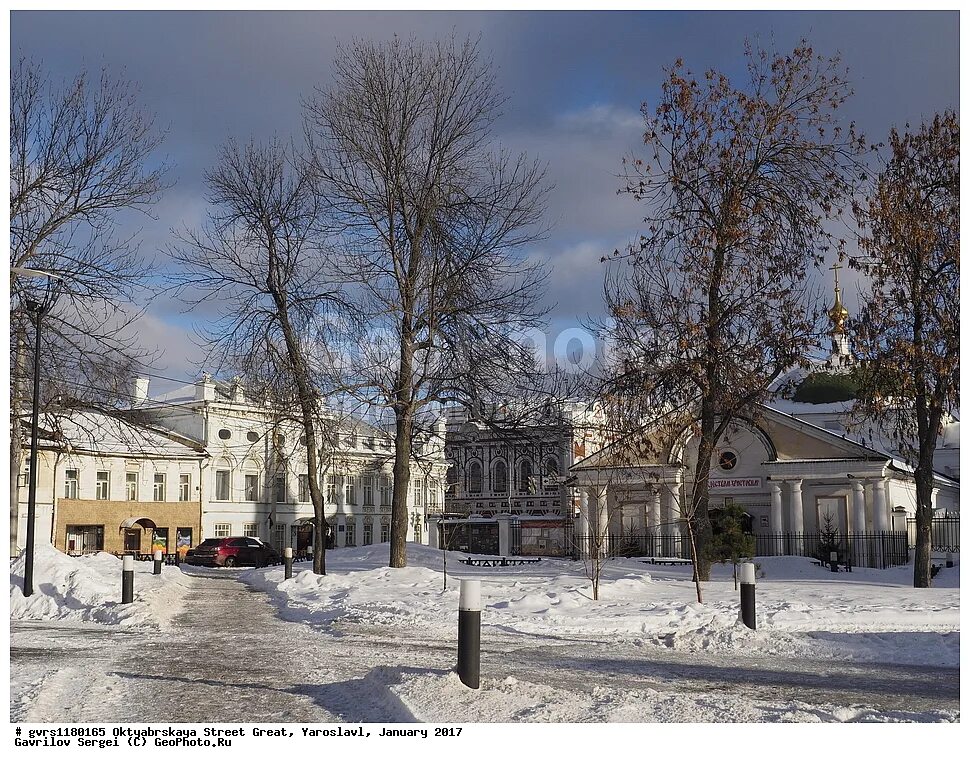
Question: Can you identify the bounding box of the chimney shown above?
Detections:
[195,372,216,402]
[132,376,150,405]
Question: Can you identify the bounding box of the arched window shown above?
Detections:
[544,456,559,479]
[467,461,483,494]
[518,459,533,493]
[446,463,457,495]
[492,460,508,494]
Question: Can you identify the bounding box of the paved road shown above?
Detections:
[10,569,960,722]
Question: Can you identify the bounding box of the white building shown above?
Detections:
[133,375,448,552]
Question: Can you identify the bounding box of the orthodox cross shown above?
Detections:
[829,261,843,291]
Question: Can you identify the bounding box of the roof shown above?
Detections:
[29,409,204,459]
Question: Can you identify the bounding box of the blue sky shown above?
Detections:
[11,10,960,390]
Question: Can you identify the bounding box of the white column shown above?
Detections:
[355,514,365,548]
[576,489,589,537]
[648,489,661,531]
[789,479,804,554]
[851,480,866,534]
[769,481,783,555]
[872,479,888,533]
[591,485,609,556]
[663,481,681,557]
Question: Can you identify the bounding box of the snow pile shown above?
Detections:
[376,667,957,723]
[9,543,188,629]
[242,544,959,667]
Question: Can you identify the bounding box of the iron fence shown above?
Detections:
[906,516,960,553]
[570,533,689,560]
[752,531,909,569]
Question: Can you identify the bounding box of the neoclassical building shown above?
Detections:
[568,279,960,564]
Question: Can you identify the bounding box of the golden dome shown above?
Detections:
[828,286,848,333]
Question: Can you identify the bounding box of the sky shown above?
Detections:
[10,10,960,394]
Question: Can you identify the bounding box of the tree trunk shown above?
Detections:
[390,408,414,568]
[690,404,717,582]
[912,429,938,588]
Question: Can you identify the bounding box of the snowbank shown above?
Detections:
[9,544,188,629]
[241,544,960,667]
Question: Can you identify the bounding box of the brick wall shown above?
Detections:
[55,499,202,555]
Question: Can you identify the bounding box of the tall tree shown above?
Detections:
[600,41,866,587]
[171,139,347,575]
[850,112,959,588]
[10,59,168,555]
[305,36,551,568]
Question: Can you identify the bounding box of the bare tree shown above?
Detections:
[171,139,348,575]
[850,112,959,588]
[9,59,168,555]
[597,41,867,588]
[305,36,552,568]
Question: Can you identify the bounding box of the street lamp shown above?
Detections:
[12,266,62,596]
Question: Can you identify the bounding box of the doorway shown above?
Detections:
[124,528,142,552]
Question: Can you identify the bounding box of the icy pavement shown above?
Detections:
[10,548,960,723]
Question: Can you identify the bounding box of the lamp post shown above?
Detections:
[12,267,62,597]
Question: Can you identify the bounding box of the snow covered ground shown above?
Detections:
[9,543,189,629]
[241,544,960,670]
[9,543,960,723]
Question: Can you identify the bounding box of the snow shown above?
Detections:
[241,544,960,669]
[9,543,189,629]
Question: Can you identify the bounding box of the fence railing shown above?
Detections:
[570,533,689,560]
[752,531,909,569]
[906,516,960,553]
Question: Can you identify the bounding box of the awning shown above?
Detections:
[120,517,157,530]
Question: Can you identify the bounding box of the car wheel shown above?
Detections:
[224,556,236,568]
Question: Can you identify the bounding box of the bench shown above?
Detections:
[641,557,693,566]
[459,557,542,567]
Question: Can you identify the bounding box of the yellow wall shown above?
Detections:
[55,499,202,555]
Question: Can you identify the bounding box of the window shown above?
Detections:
[468,461,483,494]
[380,524,389,543]
[718,451,738,471]
[345,476,357,505]
[213,523,231,538]
[519,460,534,493]
[125,472,138,501]
[247,431,259,443]
[345,522,356,547]
[446,464,457,495]
[153,473,166,502]
[413,478,423,505]
[218,428,232,440]
[179,474,192,502]
[272,524,286,551]
[492,461,508,494]
[363,523,373,545]
[64,469,79,499]
[244,473,259,501]
[243,522,259,538]
[215,470,230,501]
[95,471,110,500]
[326,474,337,503]
[428,478,439,509]
[65,524,104,554]
[275,475,286,503]
[379,476,391,505]
[362,476,374,506]
[298,474,310,503]
[544,457,559,481]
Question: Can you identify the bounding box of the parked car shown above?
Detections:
[184,537,282,568]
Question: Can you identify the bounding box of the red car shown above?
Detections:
[183,537,281,568]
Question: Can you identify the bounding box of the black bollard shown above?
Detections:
[153,549,163,575]
[829,551,838,573]
[946,552,953,569]
[122,555,134,604]
[284,546,293,579]
[739,562,756,630]
[457,579,481,689]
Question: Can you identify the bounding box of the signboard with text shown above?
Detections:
[708,477,762,492]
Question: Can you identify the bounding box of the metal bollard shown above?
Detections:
[122,555,134,604]
[153,549,163,575]
[457,579,481,689]
[284,547,293,579]
[829,551,838,573]
[946,552,953,568]
[739,562,756,630]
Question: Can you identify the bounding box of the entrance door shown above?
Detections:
[296,524,314,553]
[124,528,142,552]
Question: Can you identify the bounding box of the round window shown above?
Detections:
[247,431,259,443]
[718,450,738,471]
[218,428,232,440]
[300,435,308,446]
[276,433,285,444]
